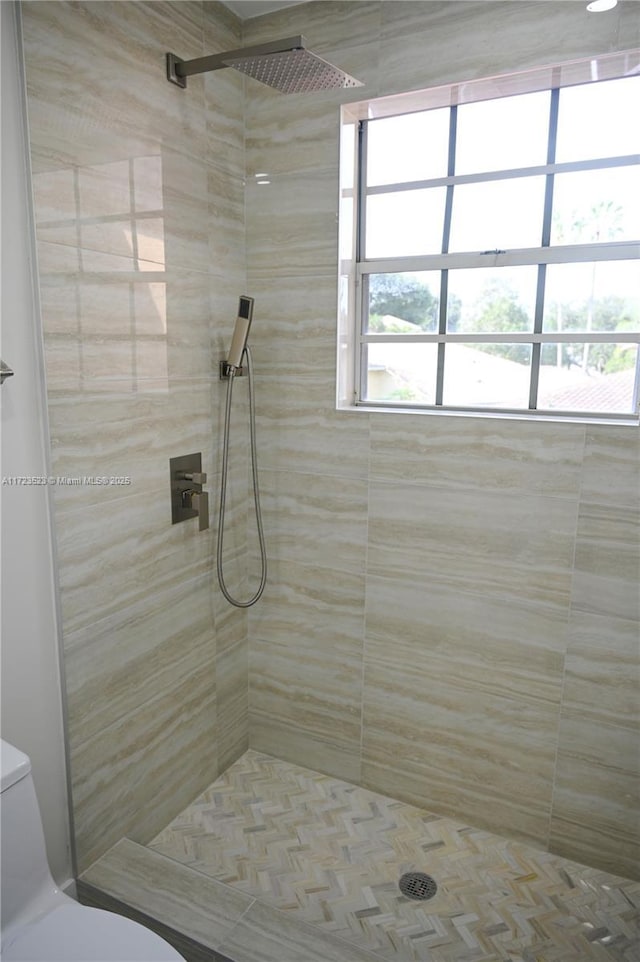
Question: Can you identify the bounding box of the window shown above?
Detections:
[339,52,640,422]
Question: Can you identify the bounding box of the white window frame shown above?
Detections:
[337,50,640,424]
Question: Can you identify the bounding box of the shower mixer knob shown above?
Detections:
[178,470,207,485]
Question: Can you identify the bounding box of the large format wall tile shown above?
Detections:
[72,657,216,870]
[253,374,370,478]
[47,379,216,513]
[369,414,585,498]
[242,1,382,52]
[258,469,368,574]
[580,425,640,506]
[245,169,340,278]
[361,479,576,844]
[362,573,562,846]
[367,480,578,608]
[23,1,209,168]
[551,608,640,880]
[550,431,640,881]
[570,502,640,623]
[23,0,247,870]
[242,274,339,376]
[54,483,215,634]
[379,1,626,94]
[216,637,249,772]
[63,572,216,750]
[249,558,365,781]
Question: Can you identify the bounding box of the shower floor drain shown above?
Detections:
[398,872,438,901]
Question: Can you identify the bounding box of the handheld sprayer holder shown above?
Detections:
[220,360,245,379]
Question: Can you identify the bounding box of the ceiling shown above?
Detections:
[222,0,306,19]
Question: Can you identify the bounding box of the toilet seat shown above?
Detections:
[3,902,185,961]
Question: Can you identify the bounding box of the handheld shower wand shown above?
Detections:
[217,296,267,608]
[226,295,254,371]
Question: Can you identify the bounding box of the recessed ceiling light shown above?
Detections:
[586,0,617,11]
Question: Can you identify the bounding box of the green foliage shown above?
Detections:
[553,200,624,245]
[461,278,531,365]
[368,271,638,377]
[369,274,438,330]
[544,294,638,373]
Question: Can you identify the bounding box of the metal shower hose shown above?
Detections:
[216,345,267,607]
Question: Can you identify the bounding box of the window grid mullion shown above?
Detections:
[364,153,639,196]
[530,87,560,409]
[356,121,368,402]
[436,106,457,406]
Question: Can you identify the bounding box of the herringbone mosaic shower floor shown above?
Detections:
[149,750,639,962]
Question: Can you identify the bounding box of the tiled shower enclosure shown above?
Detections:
[20,3,639,953]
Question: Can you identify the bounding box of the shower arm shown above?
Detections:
[167,35,306,87]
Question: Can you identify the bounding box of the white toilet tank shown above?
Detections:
[1,740,186,962]
[0,740,61,937]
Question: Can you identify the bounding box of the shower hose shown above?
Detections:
[216,345,267,608]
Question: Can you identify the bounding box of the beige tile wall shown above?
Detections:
[243,1,640,880]
[23,0,639,883]
[22,0,250,871]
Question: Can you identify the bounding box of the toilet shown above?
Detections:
[0,739,185,961]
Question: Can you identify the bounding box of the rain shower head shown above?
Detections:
[166,35,363,93]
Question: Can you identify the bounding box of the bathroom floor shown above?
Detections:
[81,749,639,962]
[142,750,638,962]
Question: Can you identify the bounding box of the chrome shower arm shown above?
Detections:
[167,35,306,87]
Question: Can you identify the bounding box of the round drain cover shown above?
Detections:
[398,872,438,901]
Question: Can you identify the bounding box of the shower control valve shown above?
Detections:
[182,488,209,532]
[170,452,209,532]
